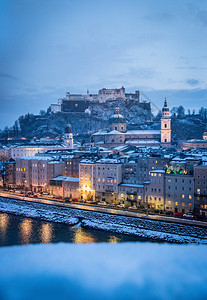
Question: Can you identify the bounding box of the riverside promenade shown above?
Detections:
[0,191,207,228]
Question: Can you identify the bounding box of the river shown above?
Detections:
[0,212,148,246]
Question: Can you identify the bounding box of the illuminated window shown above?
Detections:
[168,179,171,182]
[154,173,157,177]
[189,195,192,199]
[182,194,185,198]
[156,161,157,164]
[130,168,132,172]
[175,201,178,206]
[189,203,192,207]
[103,179,105,182]
[114,179,117,183]
[98,178,100,182]
[197,189,200,195]
[43,164,45,167]
[121,193,124,198]
[168,201,171,204]
[182,202,185,206]
[159,174,161,177]
[138,196,141,199]
[151,173,154,176]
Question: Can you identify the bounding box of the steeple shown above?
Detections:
[161,98,171,147]
[64,123,73,149]
[162,98,169,117]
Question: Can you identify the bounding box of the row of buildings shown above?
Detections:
[2,144,207,216]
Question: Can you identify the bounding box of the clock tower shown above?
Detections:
[161,98,171,147]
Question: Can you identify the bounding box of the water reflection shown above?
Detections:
[73,228,96,244]
[0,212,146,247]
[108,236,121,243]
[0,213,9,240]
[19,219,33,244]
[40,223,53,244]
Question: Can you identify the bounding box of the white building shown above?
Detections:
[11,144,65,159]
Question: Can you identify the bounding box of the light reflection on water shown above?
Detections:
[0,213,9,241]
[39,223,53,244]
[72,228,97,244]
[0,212,146,247]
[108,236,121,243]
[19,219,33,244]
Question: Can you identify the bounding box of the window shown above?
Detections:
[189,195,192,199]
[175,202,178,206]
[182,194,185,198]
[197,189,200,194]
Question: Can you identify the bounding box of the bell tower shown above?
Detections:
[161,98,171,147]
[64,123,73,149]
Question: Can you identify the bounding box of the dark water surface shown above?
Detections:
[0,212,144,246]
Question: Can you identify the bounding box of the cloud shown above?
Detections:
[186,79,200,86]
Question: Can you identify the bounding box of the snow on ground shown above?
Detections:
[1,197,207,243]
[0,197,78,226]
[82,219,207,244]
[0,243,207,300]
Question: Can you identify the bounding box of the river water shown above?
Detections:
[0,212,146,246]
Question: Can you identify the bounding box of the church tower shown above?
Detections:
[161,98,171,147]
[64,123,73,149]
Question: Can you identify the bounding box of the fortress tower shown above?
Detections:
[161,98,171,147]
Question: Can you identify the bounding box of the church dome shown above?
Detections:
[65,124,72,133]
[109,107,126,124]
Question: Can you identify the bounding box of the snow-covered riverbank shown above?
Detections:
[1,197,207,244]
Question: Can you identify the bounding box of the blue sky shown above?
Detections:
[0,0,207,129]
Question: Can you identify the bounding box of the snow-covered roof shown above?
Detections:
[80,159,95,164]
[106,130,124,135]
[125,140,160,144]
[48,161,63,164]
[96,158,121,164]
[92,131,108,136]
[126,130,161,135]
[21,156,54,161]
[50,176,79,182]
[150,170,165,173]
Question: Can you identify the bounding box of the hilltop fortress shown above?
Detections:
[50,86,150,113]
